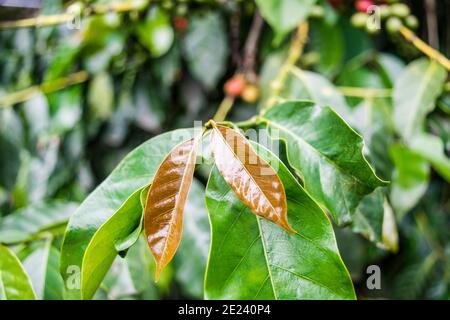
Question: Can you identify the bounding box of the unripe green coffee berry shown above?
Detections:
[161,0,174,10]
[366,23,380,35]
[386,16,403,34]
[390,3,410,18]
[351,12,368,29]
[379,5,391,19]
[405,15,419,29]
[176,3,188,16]
[310,5,325,19]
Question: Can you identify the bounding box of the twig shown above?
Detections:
[425,0,439,49]
[213,96,235,122]
[0,0,149,29]
[264,22,309,110]
[337,86,392,98]
[242,12,264,81]
[230,8,242,68]
[0,71,89,107]
[399,25,450,71]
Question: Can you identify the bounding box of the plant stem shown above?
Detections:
[242,12,264,81]
[0,71,89,107]
[0,0,149,29]
[213,96,235,122]
[265,22,309,110]
[337,86,392,98]
[399,25,450,71]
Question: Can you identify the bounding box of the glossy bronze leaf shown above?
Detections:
[209,122,294,233]
[144,138,198,280]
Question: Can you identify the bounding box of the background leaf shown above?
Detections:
[393,58,446,140]
[263,101,386,225]
[182,12,228,89]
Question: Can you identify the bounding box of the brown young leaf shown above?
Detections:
[209,122,294,232]
[144,138,198,280]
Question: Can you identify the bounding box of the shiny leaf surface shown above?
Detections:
[209,122,293,232]
[0,244,36,300]
[144,138,198,280]
[81,187,144,300]
[60,128,194,299]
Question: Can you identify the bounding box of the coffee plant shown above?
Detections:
[0,0,449,300]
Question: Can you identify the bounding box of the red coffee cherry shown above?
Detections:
[355,0,374,13]
[224,75,246,97]
[173,16,189,31]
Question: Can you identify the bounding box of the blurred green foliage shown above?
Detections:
[0,0,449,300]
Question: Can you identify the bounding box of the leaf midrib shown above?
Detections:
[212,126,280,217]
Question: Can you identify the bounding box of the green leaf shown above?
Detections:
[88,72,114,121]
[204,142,355,300]
[287,69,351,121]
[136,7,174,58]
[182,12,228,89]
[22,241,64,300]
[351,189,384,245]
[349,98,394,178]
[173,179,210,299]
[0,244,36,300]
[60,128,194,299]
[393,58,446,140]
[409,134,450,184]
[81,187,144,300]
[255,0,317,39]
[262,101,386,225]
[309,19,344,77]
[125,236,159,299]
[0,201,78,244]
[389,144,430,217]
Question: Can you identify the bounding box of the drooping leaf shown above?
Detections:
[205,142,355,299]
[209,122,294,232]
[262,101,387,225]
[60,128,195,299]
[0,201,78,245]
[81,187,144,300]
[182,12,228,89]
[173,179,210,299]
[255,0,317,39]
[22,241,64,300]
[136,7,174,58]
[389,144,430,217]
[0,244,36,300]
[393,58,446,140]
[114,185,148,255]
[144,137,199,280]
